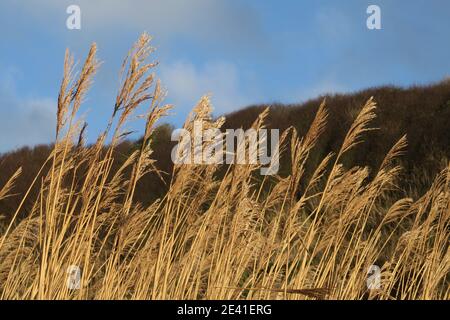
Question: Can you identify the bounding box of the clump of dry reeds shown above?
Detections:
[0,33,448,300]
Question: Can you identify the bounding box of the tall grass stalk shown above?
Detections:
[0,34,448,300]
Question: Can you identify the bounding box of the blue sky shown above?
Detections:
[1,0,450,152]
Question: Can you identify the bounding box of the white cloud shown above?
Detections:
[9,0,264,50]
[0,72,56,152]
[160,60,252,114]
[291,77,348,103]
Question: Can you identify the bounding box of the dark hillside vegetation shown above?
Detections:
[1,80,449,223]
[0,34,448,299]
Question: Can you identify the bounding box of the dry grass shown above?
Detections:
[0,34,448,300]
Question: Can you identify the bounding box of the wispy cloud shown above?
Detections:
[6,0,265,51]
[160,60,252,115]
[313,80,348,97]
[291,77,349,104]
[0,69,55,152]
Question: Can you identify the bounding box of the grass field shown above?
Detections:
[0,34,448,300]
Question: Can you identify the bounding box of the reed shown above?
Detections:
[0,34,448,300]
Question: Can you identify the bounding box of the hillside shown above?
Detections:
[0,34,448,299]
[1,80,450,223]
